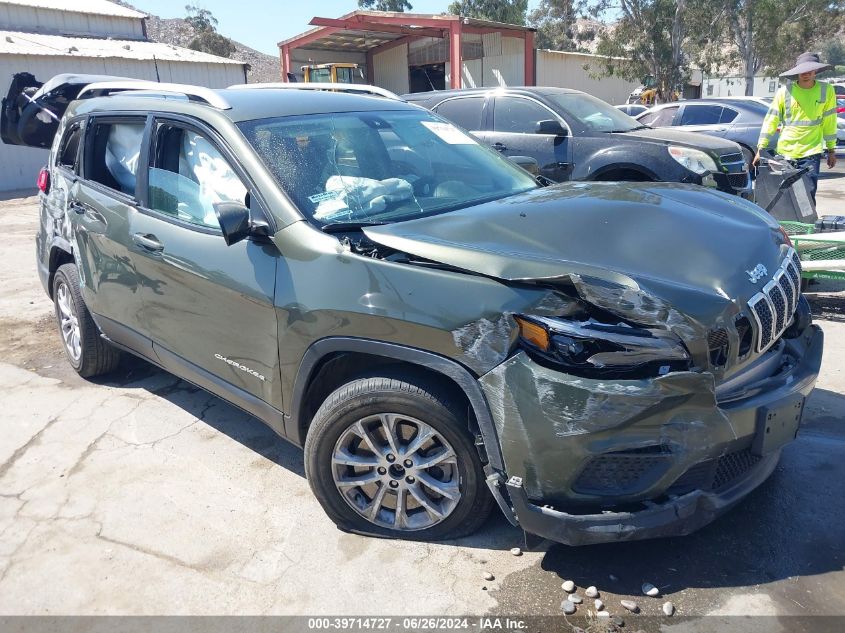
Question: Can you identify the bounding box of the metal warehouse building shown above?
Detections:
[279,10,638,103]
[0,0,247,192]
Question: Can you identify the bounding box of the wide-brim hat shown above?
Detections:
[781,52,833,77]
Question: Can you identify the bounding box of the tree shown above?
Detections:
[590,0,699,102]
[184,5,235,58]
[528,0,584,50]
[358,0,413,10]
[721,1,844,96]
[447,0,529,26]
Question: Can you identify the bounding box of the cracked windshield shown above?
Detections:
[238,109,537,226]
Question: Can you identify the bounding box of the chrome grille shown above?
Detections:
[719,152,743,164]
[747,248,801,353]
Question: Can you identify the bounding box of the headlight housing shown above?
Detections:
[667,145,718,175]
[514,315,691,379]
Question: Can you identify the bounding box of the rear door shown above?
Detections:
[676,103,728,137]
[71,114,151,356]
[131,115,280,408]
[475,95,572,181]
[432,95,486,135]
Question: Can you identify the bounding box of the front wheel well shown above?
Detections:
[592,167,654,182]
[297,352,478,453]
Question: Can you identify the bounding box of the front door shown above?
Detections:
[476,95,572,182]
[131,117,281,408]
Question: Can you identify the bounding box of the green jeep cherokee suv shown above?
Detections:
[2,74,823,545]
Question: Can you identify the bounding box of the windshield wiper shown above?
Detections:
[320,221,387,233]
[604,125,650,133]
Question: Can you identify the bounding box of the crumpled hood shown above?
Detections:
[364,182,789,329]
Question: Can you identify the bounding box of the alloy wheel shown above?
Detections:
[56,281,82,362]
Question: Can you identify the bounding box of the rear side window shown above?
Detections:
[493,97,556,134]
[719,107,739,123]
[435,97,484,131]
[84,120,145,196]
[56,123,82,170]
[640,106,679,127]
[147,124,247,229]
[679,104,723,125]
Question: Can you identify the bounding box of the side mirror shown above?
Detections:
[508,155,540,175]
[536,119,567,136]
[214,201,252,246]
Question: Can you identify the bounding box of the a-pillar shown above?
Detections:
[449,20,462,89]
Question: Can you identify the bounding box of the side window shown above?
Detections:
[679,104,723,125]
[719,107,739,123]
[56,123,82,170]
[641,106,679,127]
[435,97,484,131]
[147,124,248,229]
[84,120,145,195]
[493,96,556,134]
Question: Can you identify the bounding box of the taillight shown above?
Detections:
[36,167,50,193]
[837,106,845,114]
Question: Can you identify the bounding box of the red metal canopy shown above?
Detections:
[278,10,535,89]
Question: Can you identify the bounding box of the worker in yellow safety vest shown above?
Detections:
[753,52,838,205]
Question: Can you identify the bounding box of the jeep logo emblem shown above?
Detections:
[746,263,767,284]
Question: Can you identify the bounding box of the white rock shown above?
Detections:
[510,547,522,557]
[561,600,576,615]
[597,611,610,618]
[483,572,494,581]
[585,586,599,598]
[663,601,675,616]
[568,594,583,604]
[594,598,604,611]
[642,582,659,596]
[621,599,639,613]
[562,579,576,592]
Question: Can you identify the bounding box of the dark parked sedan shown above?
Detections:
[404,87,751,198]
[637,98,773,165]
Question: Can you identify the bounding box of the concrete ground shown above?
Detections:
[0,166,844,627]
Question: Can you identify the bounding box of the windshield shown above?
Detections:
[238,110,538,226]
[544,92,642,132]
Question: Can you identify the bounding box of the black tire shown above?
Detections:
[53,263,122,378]
[304,370,494,541]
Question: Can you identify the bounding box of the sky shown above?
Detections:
[131,0,543,56]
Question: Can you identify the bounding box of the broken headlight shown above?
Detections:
[514,315,691,379]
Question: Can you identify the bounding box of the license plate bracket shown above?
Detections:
[751,394,804,456]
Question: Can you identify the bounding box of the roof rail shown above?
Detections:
[227,82,401,101]
[77,81,231,109]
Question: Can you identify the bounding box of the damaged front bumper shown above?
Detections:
[482,324,823,546]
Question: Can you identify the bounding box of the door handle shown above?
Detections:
[132,233,164,253]
[492,142,507,152]
[69,202,87,215]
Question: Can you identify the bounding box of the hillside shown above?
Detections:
[115,1,279,83]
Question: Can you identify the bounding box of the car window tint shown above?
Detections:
[642,106,679,127]
[719,107,739,123]
[435,97,484,130]
[493,97,555,134]
[679,104,723,125]
[57,124,82,170]
[148,125,247,229]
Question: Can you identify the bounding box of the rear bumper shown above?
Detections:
[485,324,823,546]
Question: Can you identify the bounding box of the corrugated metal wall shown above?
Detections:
[451,35,524,88]
[0,5,144,39]
[0,55,246,192]
[702,75,779,98]
[372,43,408,95]
[536,50,640,104]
